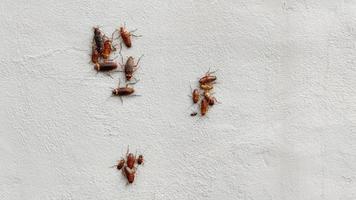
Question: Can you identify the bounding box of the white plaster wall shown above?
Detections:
[1,0,356,199]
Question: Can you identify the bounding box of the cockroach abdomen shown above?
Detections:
[94,61,118,71]
[192,89,200,104]
[126,153,136,169]
[201,98,208,116]
[124,167,136,184]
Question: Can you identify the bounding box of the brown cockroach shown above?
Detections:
[192,89,200,104]
[200,98,209,116]
[137,155,144,165]
[120,26,132,48]
[94,61,118,72]
[199,69,217,85]
[124,166,136,184]
[118,24,141,48]
[93,27,104,53]
[102,38,113,59]
[116,159,125,170]
[111,80,140,103]
[111,23,141,48]
[110,158,125,170]
[119,55,143,82]
[199,75,217,85]
[204,91,217,106]
[112,84,135,96]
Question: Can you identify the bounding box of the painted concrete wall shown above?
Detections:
[1,0,356,199]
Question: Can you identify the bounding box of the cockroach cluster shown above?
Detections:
[114,149,144,184]
[90,25,145,186]
[91,27,116,65]
[191,69,219,116]
[90,25,142,103]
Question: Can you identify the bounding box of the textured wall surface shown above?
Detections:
[1,0,356,199]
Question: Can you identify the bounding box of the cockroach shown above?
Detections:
[116,159,125,170]
[114,23,141,48]
[190,112,198,116]
[112,84,135,96]
[113,148,143,184]
[126,153,136,169]
[124,166,136,184]
[137,155,144,165]
[204,91,217,106]
[94,61,118,72]
[200,83,214,91]
[120,26,132,48]
[111,80,140,103]
[93,27,104,53]
[199,75,217,85]
[102,38,113,59]
[207,97,216,106]
[192,89,200,104]
[199,69,217,85]
[200,98,209,116]
[119,55,143,82]
[91,45,100,63]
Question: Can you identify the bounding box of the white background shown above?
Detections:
[1,0,356,199]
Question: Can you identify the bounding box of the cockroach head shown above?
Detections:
[112,88,118,95]
[126,74,132,80]
[94,27,100,34]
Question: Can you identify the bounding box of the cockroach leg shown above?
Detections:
[135,54,144,67]
[119,49,124,64]
[209,69,219,76]
[112,43,120,52]
[116,62,124,72]
[198,68,219,81]
[128,94,141,98]
[104,72,114,79]
[189,82,194,91]
[131,33,142,37]
[111,29,118,41]
[212,97,221,104]
[130,28,138,33]
[206,67,218,75]
[127,79,140,85]
[119,42,124,54]
[188,83,196,96]
[111,45,117,52]
[133,68,140,73]
[103,34,109,40]
[128,77,140,84]
[133,62,142,72]
[130,28,142,37]
[137,54,144,61]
